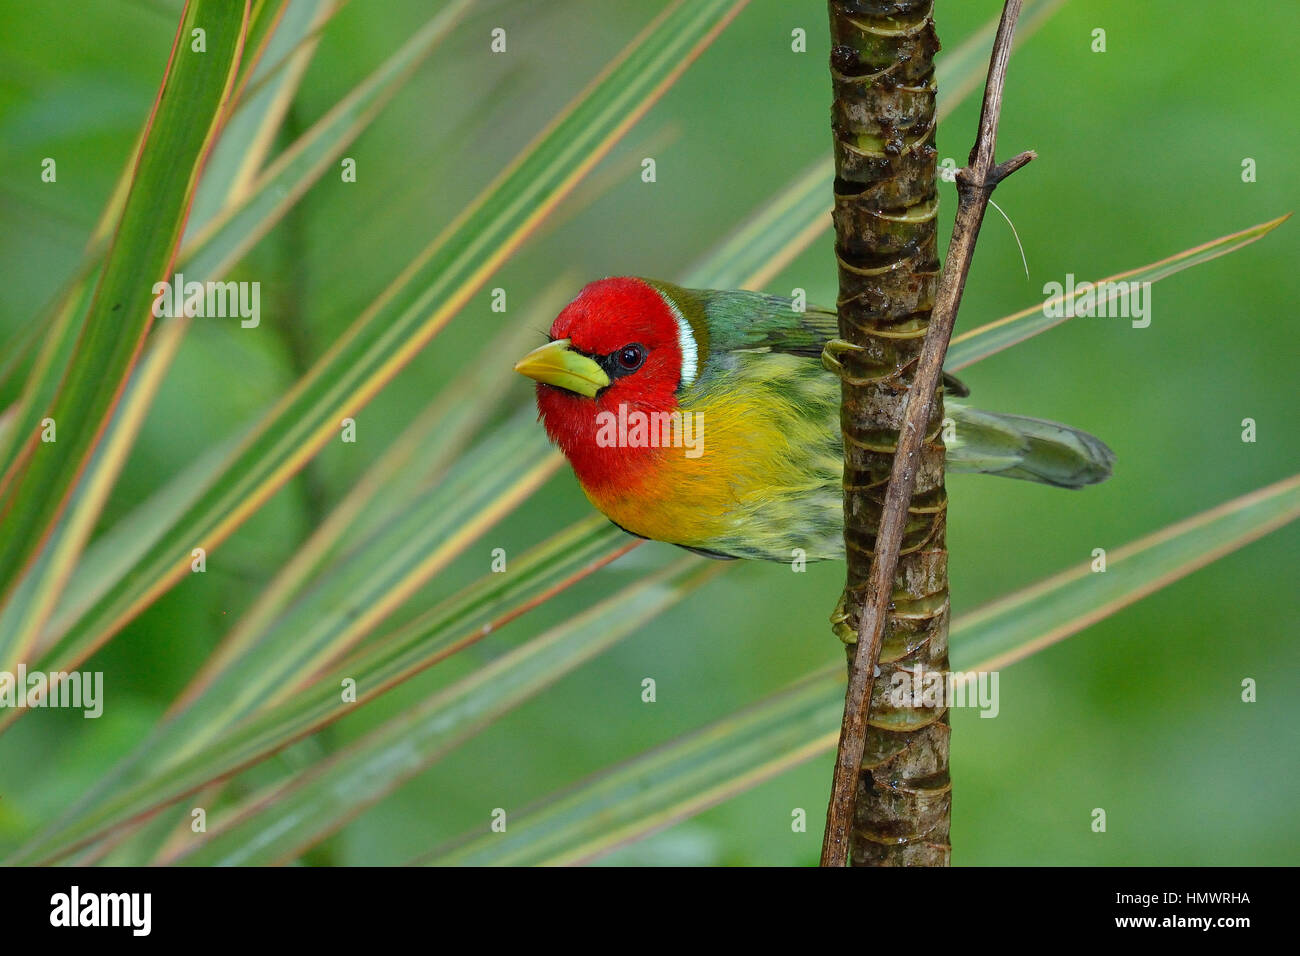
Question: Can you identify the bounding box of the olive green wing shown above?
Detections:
[688,286,970,394]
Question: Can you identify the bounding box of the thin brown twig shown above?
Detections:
[820,0,1034,868]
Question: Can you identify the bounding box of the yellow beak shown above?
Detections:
[513,338,610,398]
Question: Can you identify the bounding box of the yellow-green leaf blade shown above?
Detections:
[948,215,1290,370]
[162,559,713,866]
[0,0,251,666]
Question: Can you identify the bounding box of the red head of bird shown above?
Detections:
[515,276,704,496]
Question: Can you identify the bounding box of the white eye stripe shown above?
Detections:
[662,299,699,388]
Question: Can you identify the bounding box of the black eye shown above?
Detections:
[616,344,645,371]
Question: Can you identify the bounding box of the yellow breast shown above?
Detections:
[581,386,806,549]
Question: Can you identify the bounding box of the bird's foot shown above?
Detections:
[820,338,860,381]
[821,338,892,387]
[830,590,859,645]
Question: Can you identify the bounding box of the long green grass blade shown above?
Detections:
[5,430,565,864]
[153,419,561,769]
[0,1,477,691]
[0,320,191,662]
[5,536,669,864]
[0,0,346,684]
[28,411,249,662]
[181,0,474,284]
[0,0,288,404]
[119,516,630,863]
[186,0,334,228]
[948,215,1291,370]
[425,669,843,866]
[0,0,251,668]
[161,559,714,866]
[951,474,1300,668]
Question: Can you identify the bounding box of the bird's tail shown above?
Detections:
[946,403,1115,489]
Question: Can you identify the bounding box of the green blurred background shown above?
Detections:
[1,0,1296,864]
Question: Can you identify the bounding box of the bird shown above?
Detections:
[514,276,1113,563]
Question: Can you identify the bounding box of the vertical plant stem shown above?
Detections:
[821,0,1032,867]
[822,0,946,867]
